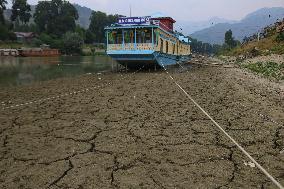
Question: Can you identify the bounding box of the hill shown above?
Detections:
[3,4,93,29]
[190,7,284,44]
[176,17,236,35]
[73,4,93,28]
[221,19,284,56]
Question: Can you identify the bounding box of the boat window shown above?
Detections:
[123,29,135,44]
[177,43,179,54]
[173,44,175,54]
[108,31,115,44]
[108,29,123,44]
[145,31,151,43]
[166,41,168,54]
[116,30,123,44]
[136,28,152,43]
[155,29,159,45]
[160,39,164,52]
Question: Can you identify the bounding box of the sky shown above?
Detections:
[23,0,284,22]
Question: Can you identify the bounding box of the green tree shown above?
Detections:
[85,29,95,44]
[0,0,7,24]
[75,25,86,41]
[33,1,50,32]
[0,24,16,41]
[88,11,108,43]
[225,29,236,48]
[88,11,120,43]
[11,0,31,24]
[63,32,83,55]
[34,0,78,36]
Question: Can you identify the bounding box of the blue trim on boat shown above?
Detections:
[107,50,155,55]
[154,52,178,66]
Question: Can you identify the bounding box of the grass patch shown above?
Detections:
[242,61,284,80]
[0,41,32,49]
[220,34,284,56]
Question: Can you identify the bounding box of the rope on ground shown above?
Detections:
[177,62,283,129]
[161,63,284,189]
[1,66,145,110]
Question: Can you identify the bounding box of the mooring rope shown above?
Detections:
[176,62,284,128]
[1,66,145,110]
[160,62,284,189]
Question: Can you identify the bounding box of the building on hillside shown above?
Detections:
[14,32,36,43]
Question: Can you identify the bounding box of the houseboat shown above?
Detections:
[105,14,191,69]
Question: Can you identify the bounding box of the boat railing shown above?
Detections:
[108,43,154,51]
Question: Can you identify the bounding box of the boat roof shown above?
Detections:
[150,12,176,22]
[105,25,159,30]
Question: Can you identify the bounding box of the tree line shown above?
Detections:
[0,0,119,54]
[188,29,240,55]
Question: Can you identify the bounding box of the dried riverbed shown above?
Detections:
[0,64,283,188]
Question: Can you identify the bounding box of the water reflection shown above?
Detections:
[0,56,115,87]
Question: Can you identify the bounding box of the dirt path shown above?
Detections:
[0,65,283,189]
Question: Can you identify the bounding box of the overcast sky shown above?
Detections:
[24,0,284,21]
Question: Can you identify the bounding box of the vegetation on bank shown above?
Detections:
[220,34,284,56]
[242,61,284,80]
[0,0,119,55]
[189,29,240,55]
[218,20,284,57]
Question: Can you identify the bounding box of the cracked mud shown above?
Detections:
[0,65,283,188]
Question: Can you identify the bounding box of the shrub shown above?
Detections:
[276,32,284,42]
[62,32,83,55]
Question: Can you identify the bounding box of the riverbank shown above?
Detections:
[0,62,283,188]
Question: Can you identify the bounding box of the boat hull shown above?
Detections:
[108,52,190,69]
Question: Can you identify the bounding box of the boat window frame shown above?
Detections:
[160,38,164,53]
[166,41,169,54]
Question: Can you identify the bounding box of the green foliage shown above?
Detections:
[34,0,78,36]
[75,25,86,41]
[62,32,83,55]
[0,24,16,41]
[14,23,38,32]
[85,29,96,44]
[243,61,284,80]
[188,37,222,54]
[11,0,31,24]
[0,24,10,40]
[38,33,53,44]
[0,0,7,24]
[34,31,83,55]
[88,11,120,43]
[276,32,284,42]
[225,29,238,49]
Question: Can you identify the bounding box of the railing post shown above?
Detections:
[122,29,125,50]
[134,28,137,50]
[152,27,154,50]
[106,30,109,51]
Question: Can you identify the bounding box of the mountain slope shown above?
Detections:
[73,4,93,28]
[176,17,236,35]
[4,4,93,29]
[190,7,284,44]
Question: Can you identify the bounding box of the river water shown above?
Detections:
[0,56,115,87]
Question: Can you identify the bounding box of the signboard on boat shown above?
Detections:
[118,16,151,25]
